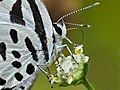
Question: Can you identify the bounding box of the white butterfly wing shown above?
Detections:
[0,22,44,90]
[0,0,54,89]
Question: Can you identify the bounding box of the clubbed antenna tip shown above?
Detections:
[94,2,100,6]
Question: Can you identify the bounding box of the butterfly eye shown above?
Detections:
[53,23,62,36]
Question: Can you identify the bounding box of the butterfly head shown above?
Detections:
[53,19,67,38]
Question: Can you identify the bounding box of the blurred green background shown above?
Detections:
[32,0,120,90]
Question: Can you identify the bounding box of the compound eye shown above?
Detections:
[53,24,62,36]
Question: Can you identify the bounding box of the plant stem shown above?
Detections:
[82,78,95,90]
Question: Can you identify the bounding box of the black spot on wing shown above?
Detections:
[12,61,22,69]
[0,0,3,2]
[27,0,49,62]
[1,88,12,90]
[20,86,25,89]
[10,29,18,44]
[14,72,23,81]
[25,37,38,62]
[26,63,35,75]
[52,33,56,43]
[9,0,25,25]
[0,78,6,85]
[0,42,6,61]
[51,33,56,56]
[12,50,21,58]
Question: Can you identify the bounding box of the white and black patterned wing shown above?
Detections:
[0,0,54,89]
[0,24,41,90]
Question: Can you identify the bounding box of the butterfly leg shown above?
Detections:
[64,34,84,46]
[57,44,78,64]
[64,36,79,47]
[55,57,64,72]
[64,36,74,44]
[37,65,53,88]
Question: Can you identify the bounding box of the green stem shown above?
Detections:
[82,78,95,90]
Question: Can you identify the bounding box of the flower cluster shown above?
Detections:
[50,45,89,86]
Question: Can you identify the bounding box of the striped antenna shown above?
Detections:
[57,2,100,23]
[65,22,91,28]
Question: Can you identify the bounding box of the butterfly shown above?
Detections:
[0,0,67,89]
[0,0,99,89]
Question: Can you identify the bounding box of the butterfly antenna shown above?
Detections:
[65,22,91,28]
[57,2,100,23]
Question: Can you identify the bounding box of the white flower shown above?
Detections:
[50,44,89,86]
